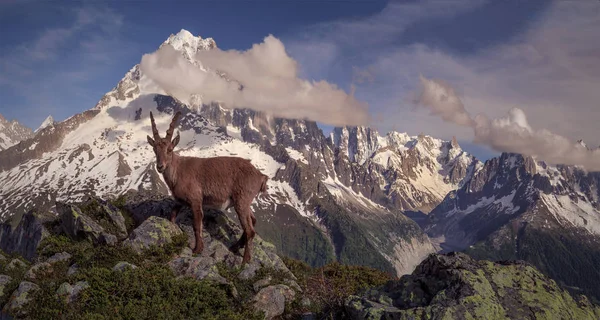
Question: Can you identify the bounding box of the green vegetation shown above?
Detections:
[465,223,600,304]
[281,256,394,319]
[2,233,262,319]
[346,252,600,319]
[251,204,336,268]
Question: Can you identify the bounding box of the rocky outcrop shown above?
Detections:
[0,192,300,319]
[345,252,600,319]
[0,211,51,261]
[123,216,183,253]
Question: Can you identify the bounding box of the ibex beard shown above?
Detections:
[146,110,268,264]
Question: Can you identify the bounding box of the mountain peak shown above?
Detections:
[0,113,33,150]
[162,29,217,60]
[34,115,55,133]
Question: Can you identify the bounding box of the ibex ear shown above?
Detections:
[172,131,180,147]
[147,135,155,147]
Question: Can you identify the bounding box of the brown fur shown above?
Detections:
[147,111,268,264]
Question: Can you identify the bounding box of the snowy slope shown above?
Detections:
[425,152,600,251]
[34,115,55,133]
[0,114,33,150]
[330,127,479,213]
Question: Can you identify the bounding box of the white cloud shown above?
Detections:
[139,35,371,127]
[416,75,600,171]
[287,0,600,166]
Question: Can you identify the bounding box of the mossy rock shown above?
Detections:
[345,252,600,319]
[122,216,184,254]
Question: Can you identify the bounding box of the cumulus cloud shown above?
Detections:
[415,75,475,127]
[416,75,600,171]
[139,35,370,127]
[286,0,600,162]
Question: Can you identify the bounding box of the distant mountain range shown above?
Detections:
[1,29,600,302]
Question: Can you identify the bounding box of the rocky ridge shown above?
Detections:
[345,252,600,319]
[0,114,33,151]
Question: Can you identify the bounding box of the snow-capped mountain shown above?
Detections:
[0,29,435,276]
[423,152,600,300]
[34,115,55,133]
[330,127,479,213]
[0,114,33,151]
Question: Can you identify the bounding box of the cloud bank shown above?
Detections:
[416,75,600,171]
[139,35,370,127]
[286,0,600,161]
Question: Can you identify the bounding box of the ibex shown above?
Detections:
[146,111,269,264]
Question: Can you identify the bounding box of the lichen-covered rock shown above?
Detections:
[345,252,600,319]
[253,284,296,319]
[112,262,138,272]
[0,275,12,299]
[253,276,272,292]
[57,202,115,245]
[168,255,227,284]
[25,251,71,280]
[5,259,27,271]
[56,281,89,304]
[2,281,39,316]
[99,202,128,239]
[122,216,183,253]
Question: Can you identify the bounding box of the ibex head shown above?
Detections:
[147,111,181,173]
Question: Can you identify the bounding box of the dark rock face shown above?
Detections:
[345,252,600,319]
[0,211,51,261]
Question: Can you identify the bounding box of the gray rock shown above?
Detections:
[5,259,26,271]
[112,262,138,272]
[67,264,79,276]
[0,254,6,262]
[100,203,128,239]
[238,261,260,280]
[46,251,71,264]
[57,202,108,245]
[168,256,227,284]
[0,275,12,298]
[0,211,51,261]
[122,216,183,254]
[252,284,296,320]
[2,281,39,316]
[25,251,71,280]
[253,276,272,292]
[100,233,118,246]
[56,281,89,303]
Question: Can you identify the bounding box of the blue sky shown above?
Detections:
[1,0,598,162]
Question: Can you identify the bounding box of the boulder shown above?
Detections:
[112,262,138,272]
[0,211,52,261]
[56,202,115,245]
[2,281,39,317]
[122,216,183,253]
[0,275,12,299]
[25,252,71,280]
[252,284,296,319]
[56,281,89,304]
